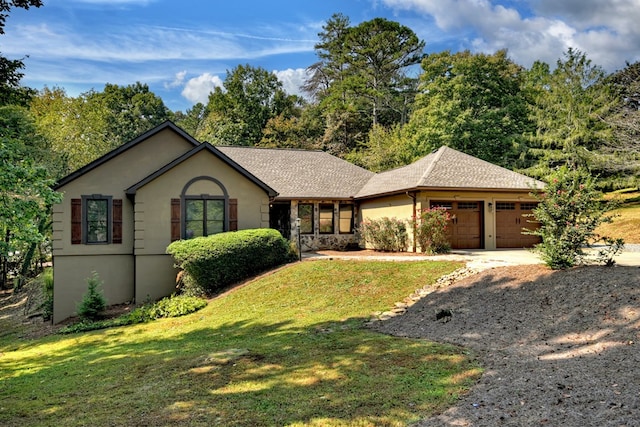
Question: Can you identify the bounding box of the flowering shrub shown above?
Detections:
[359,217,408,252]
[412,208,451,254]
[528,166,622,269]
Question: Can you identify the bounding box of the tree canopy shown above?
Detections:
[404,49,531,168]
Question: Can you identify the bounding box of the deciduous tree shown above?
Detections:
[405,49,531,167]
[199,64,292,146]
[0,106,61,288]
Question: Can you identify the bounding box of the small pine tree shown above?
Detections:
[77,272,107,320]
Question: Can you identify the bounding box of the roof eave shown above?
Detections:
[355,185,541,200]
[126,142,278,198]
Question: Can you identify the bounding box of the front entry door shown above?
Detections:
[269,203,291,240]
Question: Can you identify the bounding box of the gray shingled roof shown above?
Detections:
[355,146,545,198]
[217,146,374,199]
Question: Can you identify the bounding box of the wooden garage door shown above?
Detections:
[430,201,482,249]
[496,202,541,248]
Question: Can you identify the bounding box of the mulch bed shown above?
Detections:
[370,264,640,426]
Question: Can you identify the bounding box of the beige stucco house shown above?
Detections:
[52,121,544,322]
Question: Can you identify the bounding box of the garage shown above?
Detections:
[430,201,483,249]
[495,202,541,248]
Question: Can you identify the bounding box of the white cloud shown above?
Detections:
[382,0,640,70]
[165,71,187,89]
[274,68,310,97]
[181,73,224,104]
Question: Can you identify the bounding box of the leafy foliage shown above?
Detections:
[167,228,294,295]
[59,294,207,334]
[306,14,425,156]
[198,64,297,146]
[528,166,621,269]
[358,217,408,252]
[523,49,616,180]
[0,107,62,287]
[412,208,452,254]
[406,49,531,168]
[77,272,107,321]
[39,268,54,320]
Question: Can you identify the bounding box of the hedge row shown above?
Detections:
[166,228,295,295]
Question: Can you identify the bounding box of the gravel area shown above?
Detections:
[370,264,640,426]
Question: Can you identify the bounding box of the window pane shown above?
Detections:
[185,220,204,238]
[87,199,108,243]
[185,200,204,238]
[319,204,334,234]
[339,204,353,234]
[299,204,313,234]
[207,220,224,234]
[205,200,224,236]
[186,200,204,221]
[207,200,224,221]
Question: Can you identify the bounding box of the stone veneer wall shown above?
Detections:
[290,200,361,251]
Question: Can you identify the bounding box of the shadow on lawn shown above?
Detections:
[372,264,640,426]
[0,315,478,427]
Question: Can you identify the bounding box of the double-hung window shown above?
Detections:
[72,195,121,245]
[339,204,354,234]
[184,198,225,238]
[298,203,314,234]
[84,196,111,243]
[319,204,334,234]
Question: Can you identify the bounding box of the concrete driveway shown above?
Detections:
[307,246,640,268]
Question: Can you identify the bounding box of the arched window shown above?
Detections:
[172,176,237,240]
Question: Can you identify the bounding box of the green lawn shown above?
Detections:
[0,260,480,427]
[599,189,640,244]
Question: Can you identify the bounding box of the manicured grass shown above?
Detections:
[599,189,640,244]
[597,203,640,243]
[0,260,479,427]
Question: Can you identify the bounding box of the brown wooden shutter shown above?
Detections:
[171,198,181,241]
[71,198,82,244]
[112,199,122,244]
[229,198,238,231]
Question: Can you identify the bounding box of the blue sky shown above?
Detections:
[4,0,640,112]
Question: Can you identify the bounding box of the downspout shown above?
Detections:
[407,191,417,252]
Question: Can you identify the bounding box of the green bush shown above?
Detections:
[412,208,451,254]
[59,294,207,334]
[77,272,107,320]
[528,166,623,269]
[166,228,294,295]
[358,217,408,252]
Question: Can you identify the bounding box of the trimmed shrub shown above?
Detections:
[358,217,408,252]
[77,272,107,321]
[412,208,451,254]
[166,228,294,295]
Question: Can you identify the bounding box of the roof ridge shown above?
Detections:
[217,145,324,153]
[418,146,446,185]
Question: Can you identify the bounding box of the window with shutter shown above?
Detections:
[171,197,237,240]
[72,196,122,244]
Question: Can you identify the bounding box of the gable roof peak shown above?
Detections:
[54,120,199,190]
